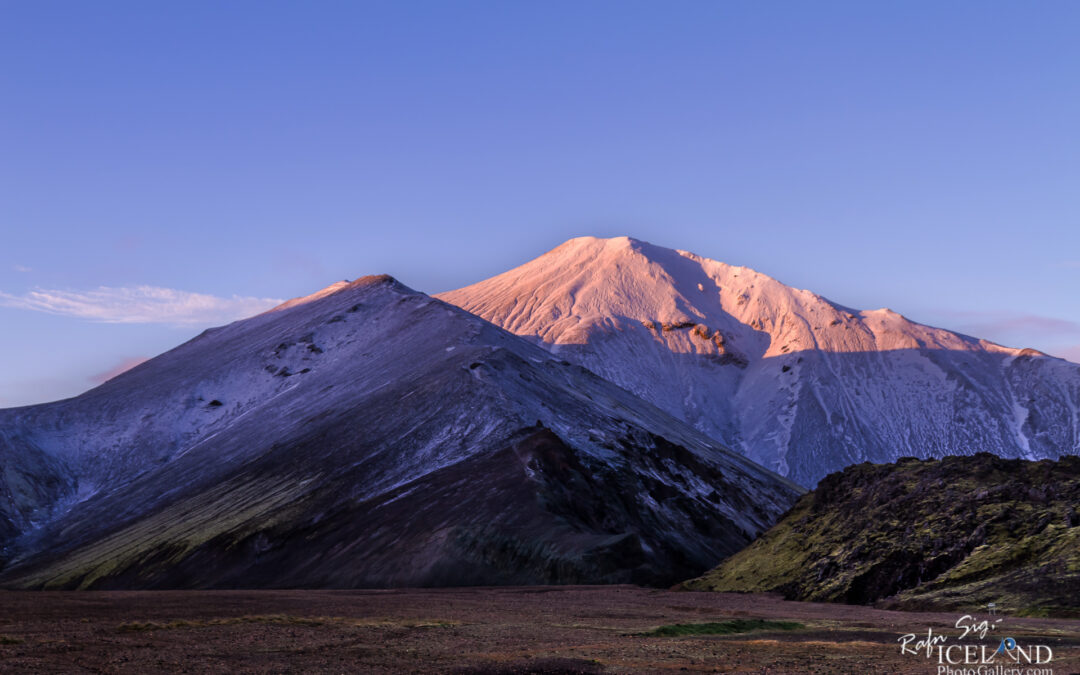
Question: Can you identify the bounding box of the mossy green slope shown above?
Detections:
[685,454,1080,617]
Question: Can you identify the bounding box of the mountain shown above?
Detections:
[0,275,801,589]
[439,236,1080,486]
[683,454,1080,617]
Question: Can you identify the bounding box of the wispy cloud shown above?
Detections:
[935,310,1080,339]
[1054,260,1080,269]
[90,356,151,384]
[13,264,32,273]
[0,285,283,324]
[926,309,1080,364]
[963,314,1080,337]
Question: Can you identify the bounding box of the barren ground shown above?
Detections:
[1,587,1078,674]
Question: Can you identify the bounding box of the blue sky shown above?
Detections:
[2,1,1079,406]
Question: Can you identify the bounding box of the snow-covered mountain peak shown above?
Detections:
[442,236,1052,361]
[440,236,1080,485]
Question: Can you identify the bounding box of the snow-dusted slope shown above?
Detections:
[0,275,800,588]
[439,236,1080,486]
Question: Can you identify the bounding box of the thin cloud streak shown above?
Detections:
[90,356,151,384]
[933,310,1080,339]
[0,285,283,324]
[919,309,1080,364]
[966,315,1080,337]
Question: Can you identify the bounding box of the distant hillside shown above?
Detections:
[684,454,1080,617]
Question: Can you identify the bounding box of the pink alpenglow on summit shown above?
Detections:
[439,236,1080,486]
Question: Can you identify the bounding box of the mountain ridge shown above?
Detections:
[0,272,800,589]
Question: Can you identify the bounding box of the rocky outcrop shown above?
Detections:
[685,454,1080,617]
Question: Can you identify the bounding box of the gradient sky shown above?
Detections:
[2,1,1079,407]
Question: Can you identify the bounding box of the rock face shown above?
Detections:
[0,275,801,589]
[684,454,1080,617]
[439,236,1080,486]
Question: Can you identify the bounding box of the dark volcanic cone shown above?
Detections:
[0,275,800,589]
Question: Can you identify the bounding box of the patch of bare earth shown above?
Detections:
[0,587,1077,673]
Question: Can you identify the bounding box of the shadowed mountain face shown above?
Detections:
[685,454,1080,617]
[0,276,801,589]
[439,236,1080,486]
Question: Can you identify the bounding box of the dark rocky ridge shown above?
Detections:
[685,453,1080,617]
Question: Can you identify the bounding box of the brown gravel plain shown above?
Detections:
[1,586,1078,674]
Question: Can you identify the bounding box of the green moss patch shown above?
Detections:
[643,619,803,637]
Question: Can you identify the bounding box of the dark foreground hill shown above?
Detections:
[0,276,800,589]
[685,453,1080,617]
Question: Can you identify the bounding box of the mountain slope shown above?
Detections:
[0,275,801,589]
[684,454,1080,617]
[438,236,1080,486]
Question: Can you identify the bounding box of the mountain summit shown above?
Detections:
[439,236,1080,486]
